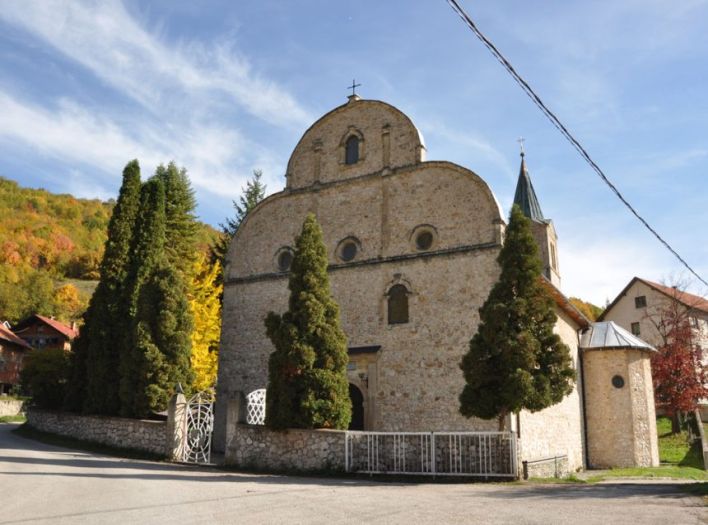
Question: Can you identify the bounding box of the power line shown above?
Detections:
[446,0,708,288]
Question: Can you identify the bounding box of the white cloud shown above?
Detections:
[0,91,277,202]
[561,237,675,306]
[0,0,311,127]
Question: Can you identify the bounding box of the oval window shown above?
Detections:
[278,250,293,272]
[416,231,434,251]
[612,375,625,389]
[341,241,357,262]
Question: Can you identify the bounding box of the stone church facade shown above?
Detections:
[215,95,659,471]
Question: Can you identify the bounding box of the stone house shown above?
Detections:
[12,314,78,352]
[216,95,659,471]
[600,277,708,418]
[0,322,32,394]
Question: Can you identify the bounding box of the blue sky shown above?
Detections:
[1,0,707,305]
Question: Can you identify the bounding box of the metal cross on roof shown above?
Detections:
[517,136,525,157]
[348,79,361,96]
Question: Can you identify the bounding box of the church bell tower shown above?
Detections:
[513,149,561,288]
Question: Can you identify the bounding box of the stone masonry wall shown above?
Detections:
[215,157,505,450]
[583,349,659,468]
[0,398,24,417]
[518,310,585,472]
[26,408,169,457]
[226,424,346,472]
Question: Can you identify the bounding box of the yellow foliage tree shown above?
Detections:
[188,253,222,391]
[53,283,87,322]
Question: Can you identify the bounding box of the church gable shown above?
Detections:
[285,97,426,190]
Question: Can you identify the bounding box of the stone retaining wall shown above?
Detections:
[0,398,24,417]
[522,455,569,479]
[26,408,169,457]
[226,424,346,472]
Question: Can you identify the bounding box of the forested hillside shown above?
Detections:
[0,176,218,324]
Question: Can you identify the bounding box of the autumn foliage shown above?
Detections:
[651,296,708,432]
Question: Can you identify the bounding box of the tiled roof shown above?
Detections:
[600,276,708,320]
[0,323,32,350]
[34,314,79,339]
[13,314,79,340]
[638,278,708,313]
[580,321,655,352]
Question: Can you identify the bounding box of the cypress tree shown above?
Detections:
[119,177,168,416]
[459,204,575,430]
[130,262,194,417]
[264,213,351,430]
[119,173,195,417]
[64,160,141,413]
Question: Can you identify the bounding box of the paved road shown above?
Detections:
[0,423,705,524]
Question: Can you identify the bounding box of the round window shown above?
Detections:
[277,250,293,272]
[416,231,434,251]
[341,241,357,261]
[612,375,625,389]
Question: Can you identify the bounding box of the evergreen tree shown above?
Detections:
[155,162,199,279]
[188,253,222,391]
[130,262,194,417]
[64,160,141,413]
[119,177,168,416]
[459,205,575,430]
[211,169,266,270]
[264,213,351,430]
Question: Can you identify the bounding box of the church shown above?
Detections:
[215,94,659,472]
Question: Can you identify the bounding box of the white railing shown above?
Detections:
[246,389,266,425]
[345,431,517,477]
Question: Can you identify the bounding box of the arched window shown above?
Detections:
[345,135,359,165]
[388,284,409,325]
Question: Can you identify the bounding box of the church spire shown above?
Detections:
[513,148,545,223]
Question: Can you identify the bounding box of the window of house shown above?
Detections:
[634,296,647,308]
[345,136,359,165]
[690,317,698,328]
[550,243,558,271]
[631,322,641,336]
[388,284,409,325]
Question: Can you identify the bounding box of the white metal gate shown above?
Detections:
[182,389,215,464]
[345,431,517,477]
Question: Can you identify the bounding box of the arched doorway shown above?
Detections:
[348,383,364,430]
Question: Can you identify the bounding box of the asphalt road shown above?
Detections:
[0,423,705,524]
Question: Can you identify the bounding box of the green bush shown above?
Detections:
[21,348,70,409]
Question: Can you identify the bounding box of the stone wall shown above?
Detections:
[0,398,24,417]
[26,409,169,457]
[226,424,346,472]
[215,158,505,450]
[583,348,659,468]
[518,310,585,473]
[523,455,569,479]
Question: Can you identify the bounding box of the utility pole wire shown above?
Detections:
[446,0,708,288]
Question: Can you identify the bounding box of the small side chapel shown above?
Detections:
[215,94,659,471]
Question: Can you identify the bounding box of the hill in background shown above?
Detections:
[0,176,219,324]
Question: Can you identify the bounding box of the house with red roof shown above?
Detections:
[600,277,708,417]
[11,314,79,352]
[0,322,32,394]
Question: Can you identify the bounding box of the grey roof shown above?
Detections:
[579,321,656,352]
[513,155,545,222]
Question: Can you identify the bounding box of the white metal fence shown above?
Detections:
[345,431,517,477]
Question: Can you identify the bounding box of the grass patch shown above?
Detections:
[586,465,708,482]
[0,414,26,424]
[13,424,166,462]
